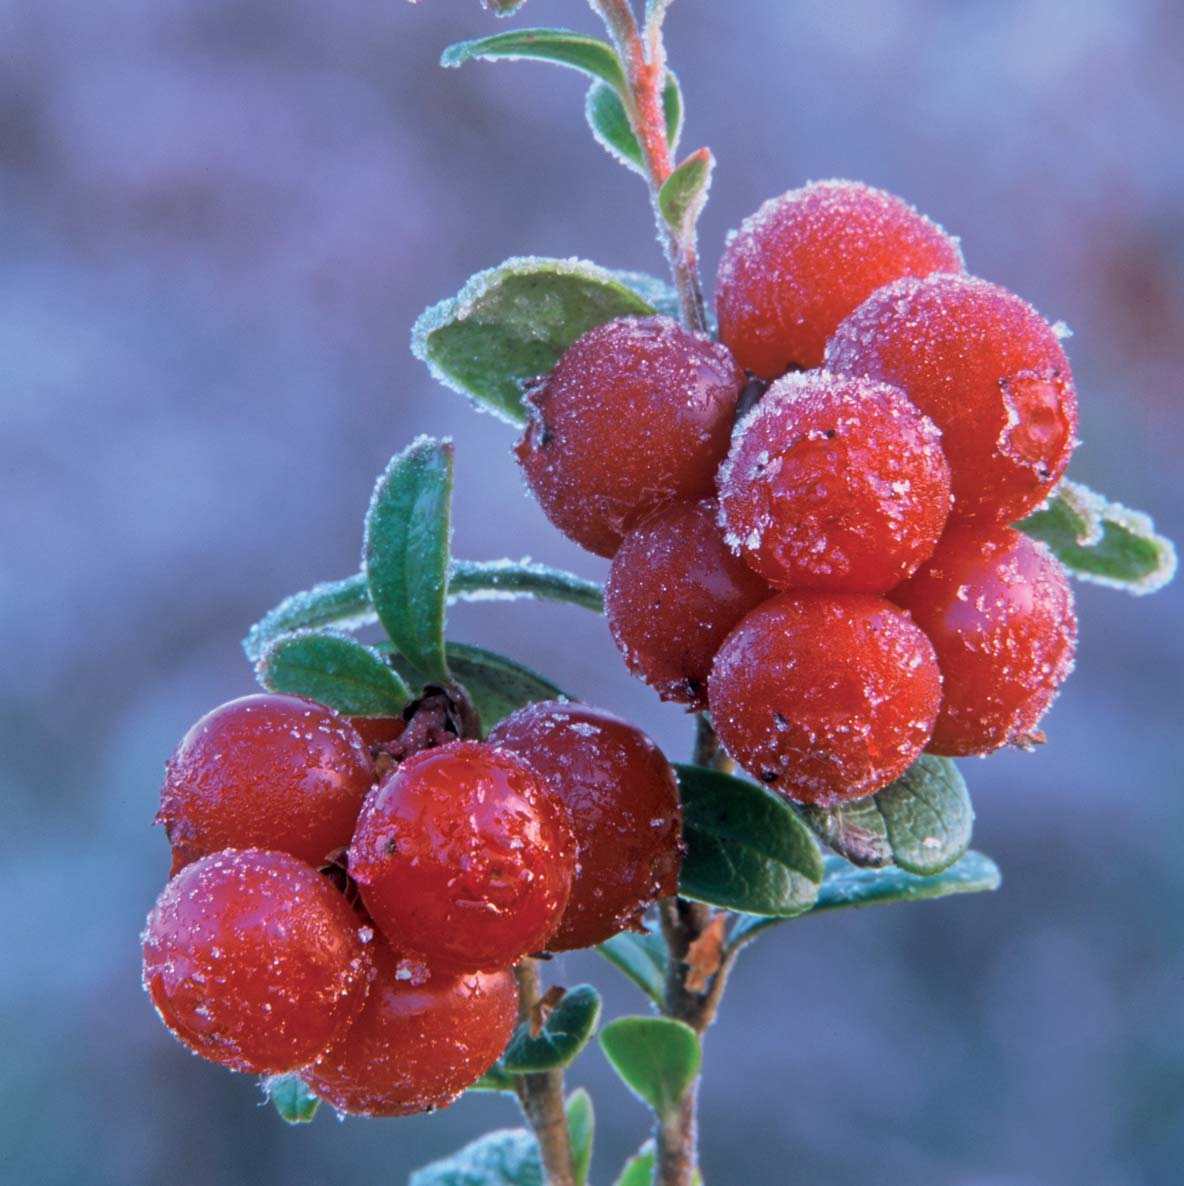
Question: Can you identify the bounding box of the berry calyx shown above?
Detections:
[708,592,942,805]
[890,524,1077,755]
[488,701,682,950]
[826,272,1079,523]
[141,849,372,1074]
[157,694,374,870]
[303,938,518,1117]
[349,741,576,972]
[514,315,745,557]
[605,499,771,708]
[717,370,952,593]
[716,179,964,377]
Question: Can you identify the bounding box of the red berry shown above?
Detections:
[349,716,407,749]
[708,592,942,804]
[890,524,1077,756]
[514,315,745,557]
[488,702,682,950]
[349,741,575,972]
[605,500,771,708]
[826,273,1079,524]
[141,849,372,1074]
[717,370,952,593]
[716,180,964,377]
[303,938,518,1117]
[158,694,374,869]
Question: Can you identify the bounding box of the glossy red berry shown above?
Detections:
[890,524,1077,756]
[157,694,374,870]
[708,592,942,805]
[349,741,575,972]
[826,273,1079,524]
[717,370,952,593]
[349,716,407,750]
[141,849,372,1074]
[488,701,682,950]
[716,180,964,377]
[514,315,745,557]
[303,938,518,1117]
[605,499,771,708]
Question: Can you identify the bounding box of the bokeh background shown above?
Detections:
[3,1,1182,1183]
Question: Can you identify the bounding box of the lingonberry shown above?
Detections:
[514,315,745,557]
[717,370,952,593]
[141,849,372,1074]
[349,716,407,750]
[157,694,374,870]
[488,701,682,950]
[303,938,518,1117]
[826,272,1079,524]
[890,524,1077,756]
[715,179,964,377]
[605,499,771,708]
[349,741,576,972]
[708,592,942,805]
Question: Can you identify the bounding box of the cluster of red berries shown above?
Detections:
[142,691,680,1114]
[516,179,1080,805]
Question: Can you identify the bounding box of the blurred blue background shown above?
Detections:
[2,1,1182,1183]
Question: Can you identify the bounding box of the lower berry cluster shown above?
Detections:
[142,692,681,1115]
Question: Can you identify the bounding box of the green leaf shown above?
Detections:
[798,755,974,876]
[409,1129,543,1186]
[658,148,714,241]
[243,574,377,664]
[501,984,602,1073]
[441,28,626,91]
[265,1074,320,1125]
[607,270,681,320]
[584,73,683,175]
[257,631,411,716]
[566,1089,594,1186]
[363,438,453,684]
[1018,478,1176,594]
[614,1144,702,1186]
[468,1065,520,1094]
[729,851,1002,949]
[439,642,571,736]
[676,764,823,916]
[483,0,529,15]
[596,927,667,1004]
[411,258,655,425]
[599,1017,700,1119]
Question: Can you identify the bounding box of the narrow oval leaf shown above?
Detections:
[441,642,571,735]
[265,1073,320,1124]
[363,437,453,684]
[676,764,824,916]
[658,148,714,240]
[411,258,655,425]
[596,928,667,1004]
[1018,478,1176,594]
[257,631,411,717]
[409,1128,543,1186]
[468,1065,520,1094]
[501,984,602,1073]
[566,1089,594,1186]
[441,28,626,91]
[243,573,375,664]
[584,74,683,175]
[797,796,892,869]
[599,1017,701,1119]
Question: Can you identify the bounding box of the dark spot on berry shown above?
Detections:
[759,769,779,784]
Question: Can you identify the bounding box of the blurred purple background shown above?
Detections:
[2,1,1182,1184]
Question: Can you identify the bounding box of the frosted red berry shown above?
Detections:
[349,741,576,972]
[514,315,745,557]
[303,938,518,1117]
[349,716,407,750]
[488,701,682,950]
[605,499,771,708]
[708,593,942,805]
[716,180,964,378]
[890,524,1077,756]
[141,849,372,1074]
[826,273,1079,524]
[717,370,952,593]
[157,694,374,870]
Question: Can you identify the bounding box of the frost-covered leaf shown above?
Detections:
[411,258,655,425]
[798,755,974,876]
[567,1089,594,1186]
[243,574,376,664]
[599,1017,700,1119]
[607,270,681,320]
[501,984,602,1073]
[438,642,570,735]
[258,631,412,716]
[676,764,823,916]
[264,1073,320,1124]
[364,438,453,684]
[483,0,529,15]
[1018,478,1176,594]
[409,1128,543,1186]
[658,148,713,241]
[596,926,667,1004]
[584,73,683,175]
[441,28,626,91]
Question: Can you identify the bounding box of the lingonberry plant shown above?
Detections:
[140,2,1178,1184]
